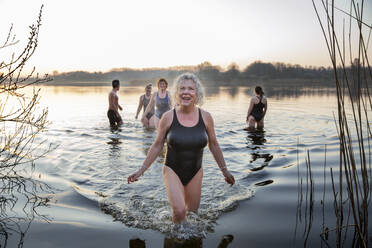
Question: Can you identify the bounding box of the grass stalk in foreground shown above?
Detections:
[312,0,371,247]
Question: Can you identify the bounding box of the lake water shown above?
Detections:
[17,85,370,246]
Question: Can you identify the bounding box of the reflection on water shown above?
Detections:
[163,238,203,248]
[107,137,121,158]
[250,153,273,163]
[220,87,239,98]
[246,129,266,148]
[35,85,340,239]
[129,238,146,248]
[42,83,339,101]
[141,128,157,156]
[264,86,337,100]
[244,130,274,186]
[254,180,274,186]
[0,173,51,247]
[5,84,354,246]
[107,128,123,160]
[204,86,220,97]
[107,137,122,145]
[129,235,234,248]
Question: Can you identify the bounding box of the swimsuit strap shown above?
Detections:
[198,108,206,128]
[172,108,204,128]
[172,108,179,126]
[157,91,168,99]
[165,91,170,104]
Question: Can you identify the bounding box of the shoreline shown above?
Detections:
[35,77,338,88]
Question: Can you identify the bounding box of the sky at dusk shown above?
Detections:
[1,0,371,74]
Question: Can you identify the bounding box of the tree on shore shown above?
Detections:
[0,5,53,247]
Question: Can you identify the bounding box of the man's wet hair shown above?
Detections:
[112,79,120,88]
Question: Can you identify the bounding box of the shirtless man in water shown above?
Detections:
[107,79,123,127]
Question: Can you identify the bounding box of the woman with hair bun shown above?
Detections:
[246,86,268,129]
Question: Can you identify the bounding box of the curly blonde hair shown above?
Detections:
[172,72,204,106]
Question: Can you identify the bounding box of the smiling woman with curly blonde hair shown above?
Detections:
[128,72,235,223]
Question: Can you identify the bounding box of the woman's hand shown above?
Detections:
[127,170,142,184]
[222,170,235,186]
[141,116,146,123]
[141,117,149,127]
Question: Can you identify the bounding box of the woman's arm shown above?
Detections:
[263,98,268,117]
[135,95,143,119]
[142,93,156,121]
[128,110,172,183]
[246,97,254,119]
[202,110,235,186]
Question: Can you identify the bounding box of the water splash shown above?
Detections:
[100,185,253,238]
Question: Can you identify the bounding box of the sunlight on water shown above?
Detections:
[28,84,352,238]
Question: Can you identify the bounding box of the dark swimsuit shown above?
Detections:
[249,96,265,121]
[165,108,208,186]
[155,92,171,119]
[141,94,154,119]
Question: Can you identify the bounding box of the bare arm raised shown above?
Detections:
[128,110,172,183]
[202,110,235,186]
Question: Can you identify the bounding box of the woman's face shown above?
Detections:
[145,87,152,94]
[158,81,167,91]
[178,79,197,107]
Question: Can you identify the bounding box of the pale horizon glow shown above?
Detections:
[1,0,371,75]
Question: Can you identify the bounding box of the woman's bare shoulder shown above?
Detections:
[160,109,174,126]
[251,96,259,103]
[200,108,213,125]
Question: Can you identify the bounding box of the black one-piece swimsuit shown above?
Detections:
[165,108,208,186]
[249,97,265,121]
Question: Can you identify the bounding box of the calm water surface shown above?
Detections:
[32,85,355,241]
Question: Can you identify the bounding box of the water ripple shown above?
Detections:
[34,87,348,238]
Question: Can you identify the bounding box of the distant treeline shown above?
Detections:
[48,61,367,87]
